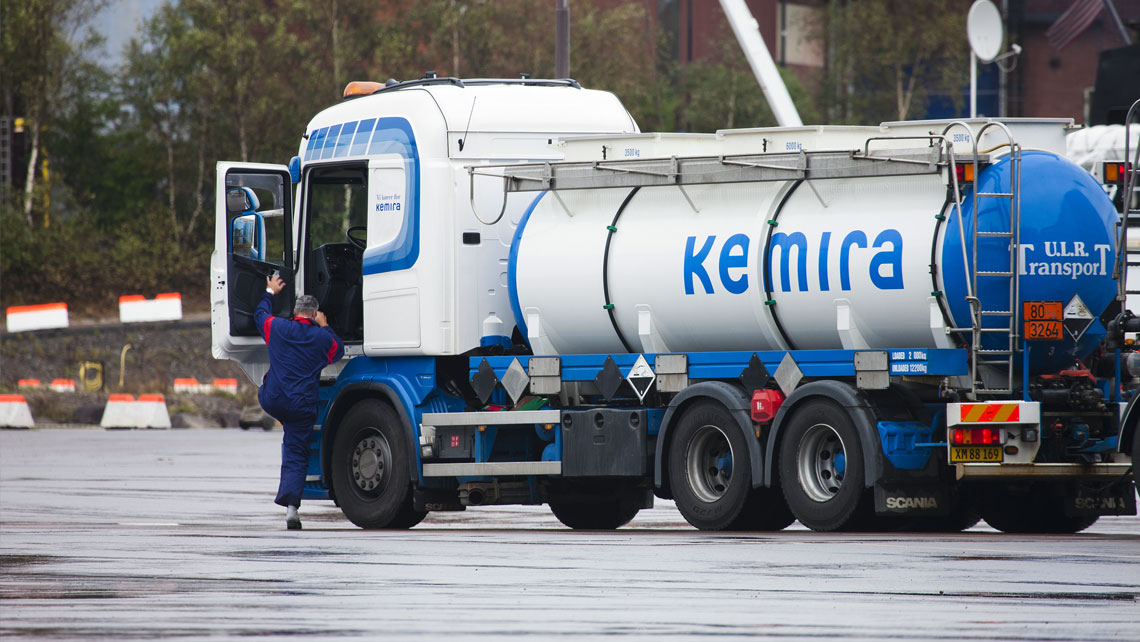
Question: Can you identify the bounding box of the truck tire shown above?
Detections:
[329,399,424,529]
[1132,433,1139,502]
[779,400,871,531]
[978,490,1098,534]
[728,487,796,531]
[549,498,640,530]
[667,401,753,530]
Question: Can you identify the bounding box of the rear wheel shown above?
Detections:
[330,400,424,529]
[728,487,796,531]
[549,498,641,530]
[779,400,871,531]
[978,489,1098,534]
[668,401,753,530]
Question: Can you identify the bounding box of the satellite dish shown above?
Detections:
[967,0,1004,63]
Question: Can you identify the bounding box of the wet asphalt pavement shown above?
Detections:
[1,428,1138,641]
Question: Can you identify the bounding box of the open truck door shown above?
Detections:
[211,162,295,384]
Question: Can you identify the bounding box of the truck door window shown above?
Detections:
[305,165,367,341]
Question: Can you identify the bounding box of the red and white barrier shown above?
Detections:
[171,377,239,394]
[0,394,34,428]
[100,393,171,429]
[173,378,204,393]
[6,302,69,333]
[212,378,239,394]
[17,379,41,389]
[50,379,76,392]
[119,293,182,323]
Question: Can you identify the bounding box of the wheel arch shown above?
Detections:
[653,381,762,497]
[762,380,883,488]
[321,381,418,486]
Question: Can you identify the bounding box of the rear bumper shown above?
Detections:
[955,463,1134,480]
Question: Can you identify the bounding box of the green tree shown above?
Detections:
[0,0,106,227]
[815,0,971,124]
[678,13,819,132]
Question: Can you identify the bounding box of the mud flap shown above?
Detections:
[874,483,950,516]
[1063,480,1137,517]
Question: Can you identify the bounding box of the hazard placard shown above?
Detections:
[1023,300,1062,341]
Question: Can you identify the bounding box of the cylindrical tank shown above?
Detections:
[508,151,1118,374]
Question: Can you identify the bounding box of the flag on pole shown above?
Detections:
[1045,0,1105,50]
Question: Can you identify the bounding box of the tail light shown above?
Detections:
[950,427,1002,445]
[954,163,976,183]
[1103,161,1131,185]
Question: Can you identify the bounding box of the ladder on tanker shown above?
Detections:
[941,123,1023,397]
[1113,99,1140,310]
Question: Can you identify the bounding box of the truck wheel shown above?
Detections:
[667,401,752,530]
[728,487,796,531]
[330,399,423,529]
[979,491,1098,534]
[779,400,870,531]
[549,498,640,530]
[1132,433,1140,502]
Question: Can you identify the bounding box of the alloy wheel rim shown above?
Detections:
[685,425,734,503]
[796,423,847,502]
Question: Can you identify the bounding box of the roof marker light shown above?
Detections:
[343,81,383,99]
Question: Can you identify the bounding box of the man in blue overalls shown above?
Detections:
[257,274,344,529]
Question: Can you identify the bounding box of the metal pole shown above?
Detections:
[970,51,978,118]
[1101,0,1133,45]
[555,0,570,79]
[718,0,803,127]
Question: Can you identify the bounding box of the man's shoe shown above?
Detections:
[285,505,301,530]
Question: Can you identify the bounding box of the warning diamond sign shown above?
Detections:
[1062,294,1094,340]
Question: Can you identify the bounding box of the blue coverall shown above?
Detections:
[254,291,345,508]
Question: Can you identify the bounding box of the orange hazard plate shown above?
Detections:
[1023,301,1063,341]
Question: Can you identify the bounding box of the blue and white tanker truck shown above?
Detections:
[212,77,1138,532]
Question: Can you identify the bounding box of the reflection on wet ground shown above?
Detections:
[2,429,1138,641]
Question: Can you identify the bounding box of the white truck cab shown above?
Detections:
[212,77,637,382]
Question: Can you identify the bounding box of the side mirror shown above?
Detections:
[230,214,265,261]
[289,156,301,184]
[226,187,260,214]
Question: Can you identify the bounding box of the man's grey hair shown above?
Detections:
[294,295,319,317]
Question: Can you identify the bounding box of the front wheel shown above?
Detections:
[779,400,871,531]
[329,400,424,529]
[667,401,753,530]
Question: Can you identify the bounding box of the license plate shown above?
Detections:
[949,446,1003,463]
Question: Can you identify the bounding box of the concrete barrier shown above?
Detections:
[100,393,171,429]
[0,394,34,428]
[50,379,76,392]
[17,379,41,389]
[119,293,182,323]
[212,378,239,394]
[6,302,69,332]
[173,378,203,393]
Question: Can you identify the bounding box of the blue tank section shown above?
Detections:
[941,151,1119,374]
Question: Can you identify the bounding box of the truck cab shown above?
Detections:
[213,77,637,380]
